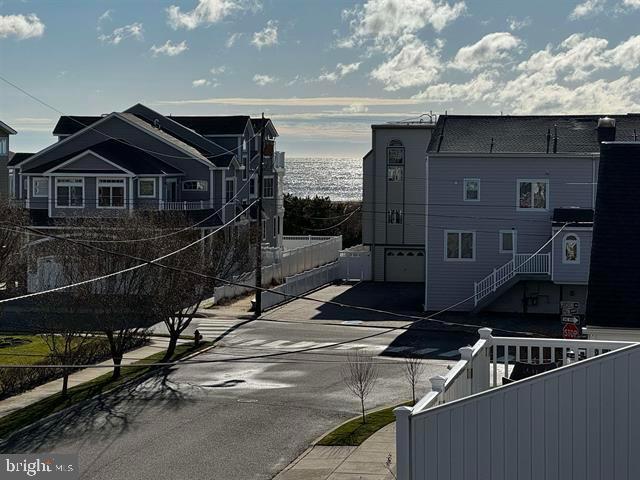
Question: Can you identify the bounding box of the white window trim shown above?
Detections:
[138,178,156,198]
[32,177,49,198]
[463,178,480,202]
[263,175,274,199]
[499,229,517,254]
[562,233,581,264]
[55,177,85,209]
[444,230,476,262]
[96,177,126,209]
[516,178,549,211]
[182,180,208,192]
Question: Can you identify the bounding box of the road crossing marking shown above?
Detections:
[386,346,412,353]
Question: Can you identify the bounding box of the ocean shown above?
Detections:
[284,157,362,202]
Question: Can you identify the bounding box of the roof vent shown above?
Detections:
[597,117,616,143]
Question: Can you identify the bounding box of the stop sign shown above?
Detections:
[563,323,580,339]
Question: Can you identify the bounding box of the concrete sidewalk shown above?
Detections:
[0,337,181,419]
[275,423,397,480]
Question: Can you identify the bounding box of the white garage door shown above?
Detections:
[385,249,425,282]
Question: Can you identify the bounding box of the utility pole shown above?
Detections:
[254,112,265,317]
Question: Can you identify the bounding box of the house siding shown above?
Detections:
[552,228,592,284]
[425,154,598,312]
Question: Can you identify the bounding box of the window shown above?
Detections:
[445,231,475,261]
[138,178,156,198]
[387,166,403,182]
[55,178,84,208]
[242,140,248,180]
[387,140,404,165]
[0,138,7,155]
[500,230,516,253]
[263,177,274,198]
[182,180,208,191]
[8,170,15,198]
[387,209,403,224]
[518,180,548,210]
[97,178,125,208]
[249,178,256,196]
[563,234,580,263]
[32,177,48,197]
[464,178,480,201]
[225,179,235,203]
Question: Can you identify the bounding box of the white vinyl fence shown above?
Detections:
[261,262,341,310]
[396,329,638,480]
[338,246,371,281]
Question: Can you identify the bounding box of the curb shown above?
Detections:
[0,342,214,449]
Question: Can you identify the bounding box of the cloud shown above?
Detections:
[450,32,521,71]
[155,96,424,107]
[253,74,276,86]
[507,16,531,31]
[226,32,242,47]
[98,23,143,45]
[192,79,211,87]
[339,0,465,50]
[9,117,55,132]
[0,13,45,39]
[569,0,605,20]
[370,35,441,90]
[342,104,369,113]
[623,0,640,7]
[150,40,188,56]
[251,20,278,49]
[318,62,361,82]
[413,71,497,102]
[97,10,113,31]
[167,0,245,29]
[210,66,226,75]
[607,35,640,70]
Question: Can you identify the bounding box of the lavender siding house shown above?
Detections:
[424,114,640,314]
[6,103,284,246]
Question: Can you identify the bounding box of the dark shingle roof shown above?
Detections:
[22,139,183,175]
[427,114,640,154]
[587,142,640,328]
[552,208,594,226]
[7,152,34,167]
[167,115,250,135]
[52,116,102,136]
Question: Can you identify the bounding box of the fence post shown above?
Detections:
[394,406,412,480]
[459,346,475,395]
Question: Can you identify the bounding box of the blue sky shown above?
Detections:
[2,0,640,157]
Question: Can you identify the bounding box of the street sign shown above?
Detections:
[563,323,580,339]
[561,301,580,316]
[562,316,580,324]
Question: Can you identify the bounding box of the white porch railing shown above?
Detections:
[395,329,636,480]
[159,200,214,211]
[474,252,550,306]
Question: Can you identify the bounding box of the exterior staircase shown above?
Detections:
[473,253,551,312]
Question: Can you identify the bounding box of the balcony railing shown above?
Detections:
[395,328,636,480]
[159,200,215,211]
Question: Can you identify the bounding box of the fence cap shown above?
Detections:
[478,327,493,339]
[430,375,447,392]
[459,345,474,360]
[393,406,413,418]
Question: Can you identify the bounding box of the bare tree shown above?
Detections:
[342,349,379,423]
[403,356,427,405]
[0,198,28,292]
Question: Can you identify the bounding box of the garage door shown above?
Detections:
[385,249,425,282]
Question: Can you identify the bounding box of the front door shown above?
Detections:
[165,179,178,202]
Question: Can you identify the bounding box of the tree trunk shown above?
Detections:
[112,356,122,380]
[361,397,366,424]
[105,331,122,380]
[163,335,178,362]
[412,384,416,405]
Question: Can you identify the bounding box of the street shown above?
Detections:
[0,285,467,479]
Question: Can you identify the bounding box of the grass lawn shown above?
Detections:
[0,341,212,440]
[0,335,52,366]
[317,401,412,447]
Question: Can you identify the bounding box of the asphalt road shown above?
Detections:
[1,286,464,480]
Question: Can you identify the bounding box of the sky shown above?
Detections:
[2,0,640,158]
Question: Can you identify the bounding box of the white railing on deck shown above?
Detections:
[159,200,214,211]
[474,252,550,306]
[395,328,636,480]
